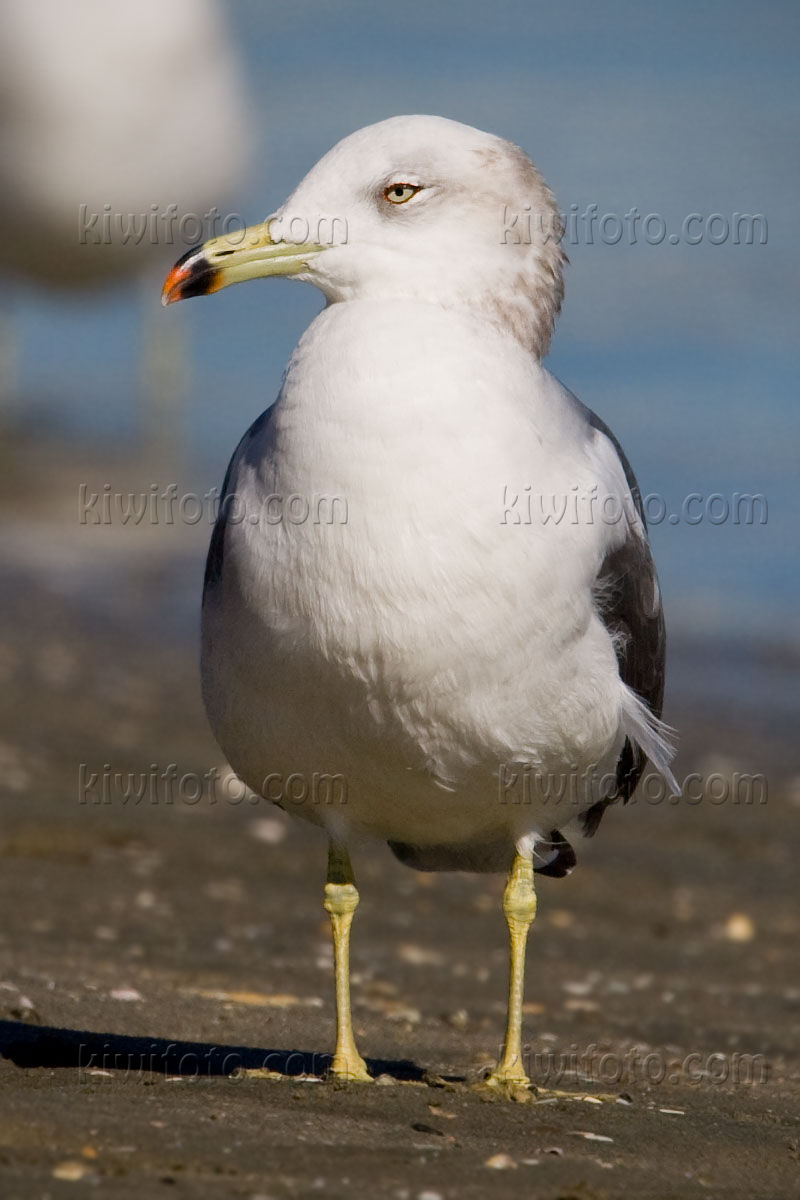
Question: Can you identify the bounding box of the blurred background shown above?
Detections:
[0,3,798,1191]
[2,0,797,748]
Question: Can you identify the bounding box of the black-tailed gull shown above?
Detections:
[163,115,676,1091]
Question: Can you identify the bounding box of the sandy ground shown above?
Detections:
[0,439,798,1199]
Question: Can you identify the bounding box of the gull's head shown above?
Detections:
[162,115,566,357]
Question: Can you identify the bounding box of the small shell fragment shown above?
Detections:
[52,1161,89,1181]
[110,987,143,1002]
[485,1153,517,1170]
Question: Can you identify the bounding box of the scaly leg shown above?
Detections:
[323,841,371,1082]
[487,850,537,1089]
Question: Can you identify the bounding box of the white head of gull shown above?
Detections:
[163,115,676,1091]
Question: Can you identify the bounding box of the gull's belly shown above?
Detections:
[201,502,624,846]
[200,303,627,846]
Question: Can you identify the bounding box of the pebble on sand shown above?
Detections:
[110,987,143,1001]
[248,816,288,844]
[52,1160,91,1181]
[485,1153,517,1169]
[397,942,445,967]
[183,986,323,1008]
[722,913,756,942]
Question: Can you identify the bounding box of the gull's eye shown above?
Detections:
[383,183,422,205]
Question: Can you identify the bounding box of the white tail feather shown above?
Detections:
[622,688,680,796]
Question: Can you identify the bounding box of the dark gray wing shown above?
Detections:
[203,405,275,597]
[577,404,667,835]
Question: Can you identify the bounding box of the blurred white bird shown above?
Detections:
[0,0,249,284]
[0,0,250,434]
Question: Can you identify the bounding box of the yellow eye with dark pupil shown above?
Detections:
[384,183,421,204]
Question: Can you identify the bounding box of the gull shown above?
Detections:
[162,115,676,1091]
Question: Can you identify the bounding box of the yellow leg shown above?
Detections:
[323,842,371,1082]
[487,851,537,1089]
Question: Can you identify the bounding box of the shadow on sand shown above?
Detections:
[0,1020,424,1082]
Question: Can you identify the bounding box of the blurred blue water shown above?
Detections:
[10,0,799,653]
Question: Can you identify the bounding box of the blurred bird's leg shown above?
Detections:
[0,298,20,428]
[487,850,536,1090]
[323,841,371,1082]
[139,272,187,466]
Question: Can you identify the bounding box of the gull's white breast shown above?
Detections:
[201,300,629,849]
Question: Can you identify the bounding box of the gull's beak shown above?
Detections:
[161,221,324,306]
